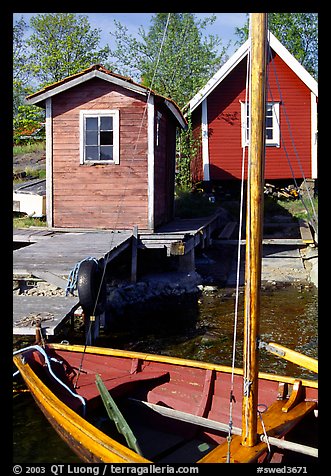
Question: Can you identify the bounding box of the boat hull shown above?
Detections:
[14,344,318,463]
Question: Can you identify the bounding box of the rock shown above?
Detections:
[202,285,218,292]
[105,271,202,316]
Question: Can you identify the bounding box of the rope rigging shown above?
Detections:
[265,31,318,236]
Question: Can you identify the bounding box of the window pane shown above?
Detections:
[100,116,113,130]
[86,131,98,145]
[100,146,113,160]
[82,112,118,162]
[85,146,99,160]
[86,117,98,130]
[266,117,273,128]
[266,129,273,140]
[100,131,113,145]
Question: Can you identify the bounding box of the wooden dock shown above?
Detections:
[14,230,133,286]
[13,295,80,336]
[139,213,222,255]
[13,212,223,336]
[13,230,133,336]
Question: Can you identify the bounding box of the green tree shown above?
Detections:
[13,104,45,145]
[110,13,230,190]
[109,13,229,108]
[176,113,199,190]
[27,13,110,86]
[13,16,31,115]
[235,13,318,79]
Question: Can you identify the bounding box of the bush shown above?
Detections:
[174,189,217,218]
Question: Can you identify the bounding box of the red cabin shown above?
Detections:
[26,64,187,231]
[186,32,318,187]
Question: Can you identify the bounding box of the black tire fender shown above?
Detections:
[77,259,106,315]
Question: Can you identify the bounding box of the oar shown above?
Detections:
[129,399,318,458]
[95,374,143,456]
[261,342,318,373]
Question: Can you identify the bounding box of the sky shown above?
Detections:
[13,12,248,57]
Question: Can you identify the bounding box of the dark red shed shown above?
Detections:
[186,32,318,186]
[26,65,187,231]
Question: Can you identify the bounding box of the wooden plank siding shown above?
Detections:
[192,51,313,183]
[153,102,177,228]
[263,51,311,180]
[190,104,203,184]
[207,58,247,181]
[154,109,168,227]
[51,78,150,230]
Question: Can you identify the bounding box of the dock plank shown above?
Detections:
[13,231,132,280]
[299,219,314,244]
[140,212,222,254]
[13,215,223,336]
[13,295,79,336]
[218,222,237,239]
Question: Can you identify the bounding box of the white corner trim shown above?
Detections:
[45,98,53,227]
[201,99,210,181]
[147,96,155,230]
[311,92,318,179]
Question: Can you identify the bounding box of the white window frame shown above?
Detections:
[80,109,120,164]
[241,101,280,147]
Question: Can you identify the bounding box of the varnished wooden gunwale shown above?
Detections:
[49,343,318,389]
[13,354,150,463]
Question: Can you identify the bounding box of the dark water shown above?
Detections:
[13,284,318,463]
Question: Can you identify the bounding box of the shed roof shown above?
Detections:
[26,64,187,129]
[185,31,318,114]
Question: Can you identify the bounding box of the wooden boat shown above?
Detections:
[13,14,318,463]
[13,343,317,463]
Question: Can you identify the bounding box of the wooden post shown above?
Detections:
[178,248,195,272]
[242,12,267,447]
[131,225,138,283]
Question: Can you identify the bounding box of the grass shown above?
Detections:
[13,141,46,184]
[13,168,46,183]
[13,214,46,228]
[13,141,45,156]
[173,185,319,223]
[264,195,318,222]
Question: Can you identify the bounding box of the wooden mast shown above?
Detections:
[241,12,268,447]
